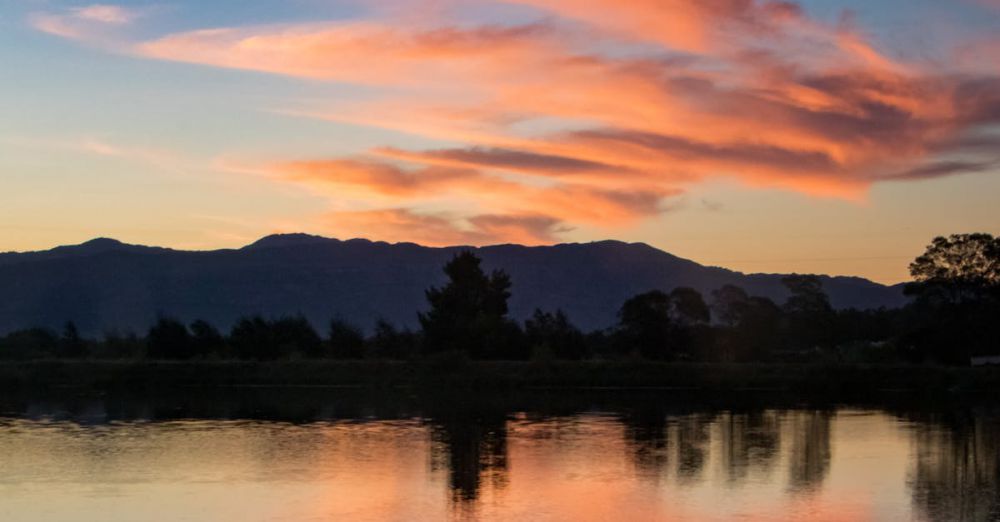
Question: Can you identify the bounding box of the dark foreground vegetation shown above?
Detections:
[1,233,997,374]
[3,360,1000,396]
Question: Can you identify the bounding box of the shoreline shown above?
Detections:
[2,360,998,395]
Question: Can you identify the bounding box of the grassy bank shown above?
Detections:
[1,359,998,395]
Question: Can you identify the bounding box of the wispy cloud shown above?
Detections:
[2,134,193,177]
[72,4,138,25]
[29,1,1000,245]
[29,4,140,42]
[318,208,565,246]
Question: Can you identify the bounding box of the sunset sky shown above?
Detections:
[2,0,999,283]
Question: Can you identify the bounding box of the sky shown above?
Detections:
[1,0,999,283]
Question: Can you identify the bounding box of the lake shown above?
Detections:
[0,390,997,521]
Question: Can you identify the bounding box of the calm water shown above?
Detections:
[0,391,998,521]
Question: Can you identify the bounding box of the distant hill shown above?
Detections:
[0,234,908,335]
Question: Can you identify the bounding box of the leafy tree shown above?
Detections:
[615,288,711,360]
[419,251,524,359]
[907,233,1000,303]
[616,290,674,360]
[667,287,711,359]
[710,286,782,362]
[328,319,366,359]
[902,233,1000,363]
[711,285,751,327]
[781,275,834,350]
[669,287,710,326]
[525,309,587,360]
[147,317,194,360]
[782,275,833,316]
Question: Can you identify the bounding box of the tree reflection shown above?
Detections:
[716,411,782,483]
[622,407,669,477]
[675,413,714,482]
[428,411,509,504]
[909,412,1000,521]
[786,410,832,492]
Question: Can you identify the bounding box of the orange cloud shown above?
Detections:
[321,208,563,246]
[33,1,1000,244]
[137,22,563,86]
[507,0,805,53]
[276,158,668,227]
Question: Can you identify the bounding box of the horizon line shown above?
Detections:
[1,232,909,286]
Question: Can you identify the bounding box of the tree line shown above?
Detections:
[1,233,997,365]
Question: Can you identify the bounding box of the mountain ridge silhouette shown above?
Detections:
[0,234,908,335]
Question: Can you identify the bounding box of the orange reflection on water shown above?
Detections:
[0,407,994,521]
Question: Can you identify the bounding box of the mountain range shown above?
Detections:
[0,234,908,336]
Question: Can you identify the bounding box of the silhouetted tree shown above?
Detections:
[525,309,587,360]
[230,316,275,360]
[59,321,87,359]
[616,290,674,359]
[616,288,711,360]
[420,251,526,359]
[781,275,834,350]
[902,233,1000,363]
[96,330,144,359]
[190,320,226,359]
[782,275,833,316]
[736,296,783,361]
[669,287,710,326]
[0,328,58,360]
[328,319,366,359]
[667,287,711,358]
[711,285,752,328]
[585,329,614,360]
[272,315,323,358]
[228,315,322,360]
[147,317,194,360]
[831,307,902,362]
[711,286,784,362]
[907,233,1000,303]
[369,319,417,360]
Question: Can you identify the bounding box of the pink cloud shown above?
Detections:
[321,208,563,246]
[276,158,669,227]
[137,22,563,86]
[33,1,1000,244]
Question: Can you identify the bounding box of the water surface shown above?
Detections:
[0,392,997,521]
